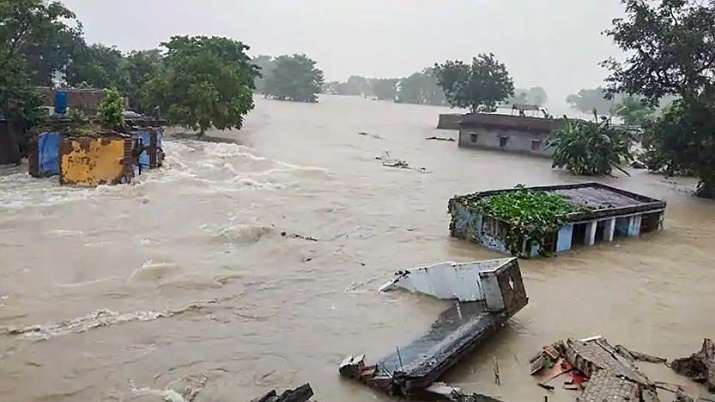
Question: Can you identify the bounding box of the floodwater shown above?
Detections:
[0,95,714,402]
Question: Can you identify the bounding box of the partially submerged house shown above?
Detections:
[340,258,527,400]
[458,113,563,157]
[449,183,666,257]
[27,115,164,185]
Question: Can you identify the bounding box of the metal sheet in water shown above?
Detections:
[59,135,137,186]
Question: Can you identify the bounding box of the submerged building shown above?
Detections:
[457,113,563,157]
[449,183,667,257]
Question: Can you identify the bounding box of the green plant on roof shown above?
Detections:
[470,190,583,256]
[98,87,125,131]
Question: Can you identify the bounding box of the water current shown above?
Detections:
[0,95,713,401]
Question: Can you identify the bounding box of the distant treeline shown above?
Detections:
[321,71,551,110]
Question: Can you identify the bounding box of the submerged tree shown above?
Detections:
[252,55,275,94]
[565,88,620,115]
[396,69,446,105]
[602,0,715,198]
[144,36,259,136]
[508,87,548,107]
[547,114,632,176]
[369,78,399,101]
[263,54,324,103]
[433,54,514,113]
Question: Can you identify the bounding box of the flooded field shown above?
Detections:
[1,95,714,401]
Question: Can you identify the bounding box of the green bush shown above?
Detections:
[547,113,632,176]
[98,88,125,131]
[469,190,583,256]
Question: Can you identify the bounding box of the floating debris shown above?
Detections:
[671,338,715,393]
[280,232,318,242]
[130,373,208,402]
[340,258,527,400]
[251,383,314,402]
[2,299,221,341]
[529,337,686,401]
[425,136,456,142]
[358,131,383,140]
[377,151,430,173]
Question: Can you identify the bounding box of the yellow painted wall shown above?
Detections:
[60,137,132,186]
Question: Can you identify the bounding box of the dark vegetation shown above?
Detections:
[602,0,715,198]
[261,54,324,103]
[0,0,319,142]
[547,114,633,176]
[433,54,515,113]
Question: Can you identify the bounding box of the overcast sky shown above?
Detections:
[61,0,627,111]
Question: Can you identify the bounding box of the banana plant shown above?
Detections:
[547,111,632,176]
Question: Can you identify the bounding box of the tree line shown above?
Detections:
[323,68,550,111]
[1,0,325,139]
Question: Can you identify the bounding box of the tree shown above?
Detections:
[144,36,259,136]
[263,54,324,103]
[611,95,656,127]
[0,0,80,84]
[547,114,632,176]
[433,54,515,113]
[98,87,124,131]
[66,43,128,89]
[509,87,548,107]
[123,49,162,113]
[0,0,74,149]
[603,0,715,197]
[342,76,371,96]
[566,88,621,115]
[602,0,715,103]
[252,55,275,94]
[396,69,446,105]
[526,87,548,106]
[369,78,399,101]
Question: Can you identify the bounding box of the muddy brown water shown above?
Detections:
[0,95,714,402]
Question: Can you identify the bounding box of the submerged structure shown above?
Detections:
[59,134,140,186]
[27,119,164,185]
[449,183,667,257]
[340,258,527,400]
[458,113,563,157]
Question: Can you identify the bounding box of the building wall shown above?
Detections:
[458,127,553,157]
[59,136,137,186]
[449,205,542,257]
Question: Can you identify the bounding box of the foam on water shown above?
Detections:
[1,299,221,341]
[0,138,329,210]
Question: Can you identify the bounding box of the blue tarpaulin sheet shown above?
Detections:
[38,132,62,176]
[132,129,163,169]
[135,131,152,169]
